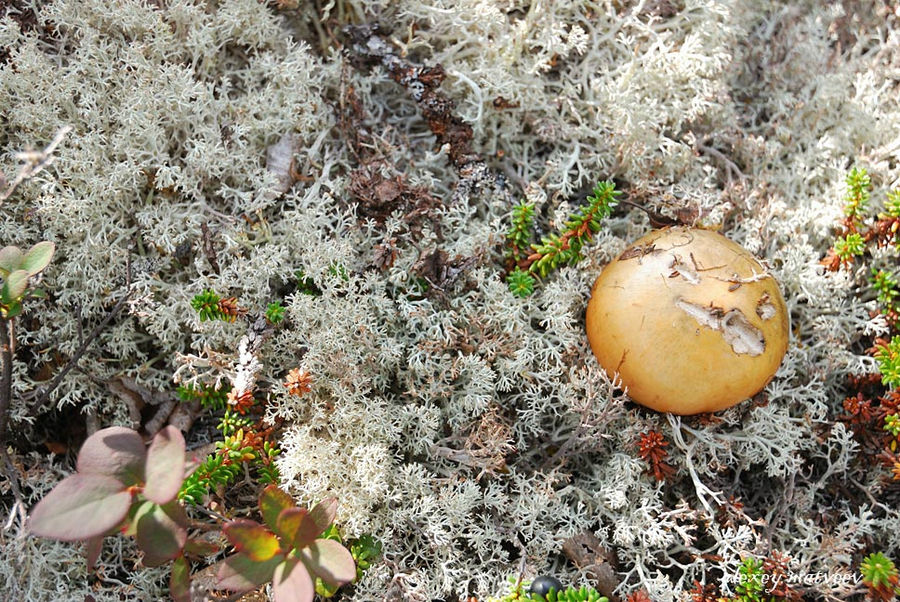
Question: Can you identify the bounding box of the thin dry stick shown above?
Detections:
[0,316,28,532]
[0,126,73,202]
[27,253,133,412]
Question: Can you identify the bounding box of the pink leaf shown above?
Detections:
[143,426,186,504]
[215,552,282,593]
[273,558,315,602]
[76,427,146,486]
[84,536,103,571]
[28,474,132,541]
[308,497,337,534]
[135,501,188,567]
[276,507,320,550]
[301,539,356,586]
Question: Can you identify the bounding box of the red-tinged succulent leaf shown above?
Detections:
[21,241,54,276]
[170,555,191,602]
[272,557,315,602]
[84,536,103,571]
[259,485,295,532]
[308,497,338,535]
[215,552,282,593]
[276,507,320,550]
[301,539,357,586]
[76,426,146,486]
[224,519,281,562]
[184,537,219,558]
[135,501,188,567]
[143,426,186,504]
[28,474,132,541]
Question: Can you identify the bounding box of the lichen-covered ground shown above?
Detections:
[1,1,900,600]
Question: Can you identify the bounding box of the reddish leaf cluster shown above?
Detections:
[217,296,247,322]
[636,430,675,482]
[762,551,803,601]
[215,487,355,602]
[625,589,652,602]
[227,388,256,415]
[689,580,720,602]
[28,426,199,600]
[283,368,313,397]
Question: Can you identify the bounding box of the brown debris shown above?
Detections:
[347,163,441,234]
[344,24,495,201]
[412,248,479,292]
[561,532,622,602]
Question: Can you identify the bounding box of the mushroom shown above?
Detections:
[585,227,789,415]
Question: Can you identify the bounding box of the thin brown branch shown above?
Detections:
[27,253,133,413]
[0,126,73,202]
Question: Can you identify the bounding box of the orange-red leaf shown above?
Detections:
[224,519,281,562]
[259,485,295,532]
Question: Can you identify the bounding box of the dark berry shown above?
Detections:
[530,575,564,597]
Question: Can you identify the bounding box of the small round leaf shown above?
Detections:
[77,426,146,486]
[0,246,23,275]
[223,519,281,562]
[21,241,54,275]
[215,552,282,593]
[28,474,132,541]
[143,425,186,504]
[170,555,191,602]
[300,539,356,587]
[259,486,295,532]
[135,501,188,567]
[273,558,315,602]
[2,269,29,303]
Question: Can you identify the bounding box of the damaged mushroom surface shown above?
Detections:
[586,227,789,415]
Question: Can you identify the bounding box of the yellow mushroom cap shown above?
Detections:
[585,227,789,415]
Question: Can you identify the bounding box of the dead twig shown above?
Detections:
[1,126,73,202]
[26,252,133,413]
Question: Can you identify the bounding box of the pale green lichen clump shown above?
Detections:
[2,0,900,600]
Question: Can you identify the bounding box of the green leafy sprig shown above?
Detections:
[504,181,619,297]
[861,552,899,599]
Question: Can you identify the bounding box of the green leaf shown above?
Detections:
[28,474,132,541]
[4,301,23,318]
[276,507,320,551]
[273,558,315,602]
[76,426,146,486]
[224,519,282,562]
[215,552,282,593]
[0,246,23,275]
[170,555,191,602]
[260,485,295,532]
[2,269,29,304]
[300,539,356,587]
[143,425,186,504]
[21,241,54,275]
[134,501,188,567]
